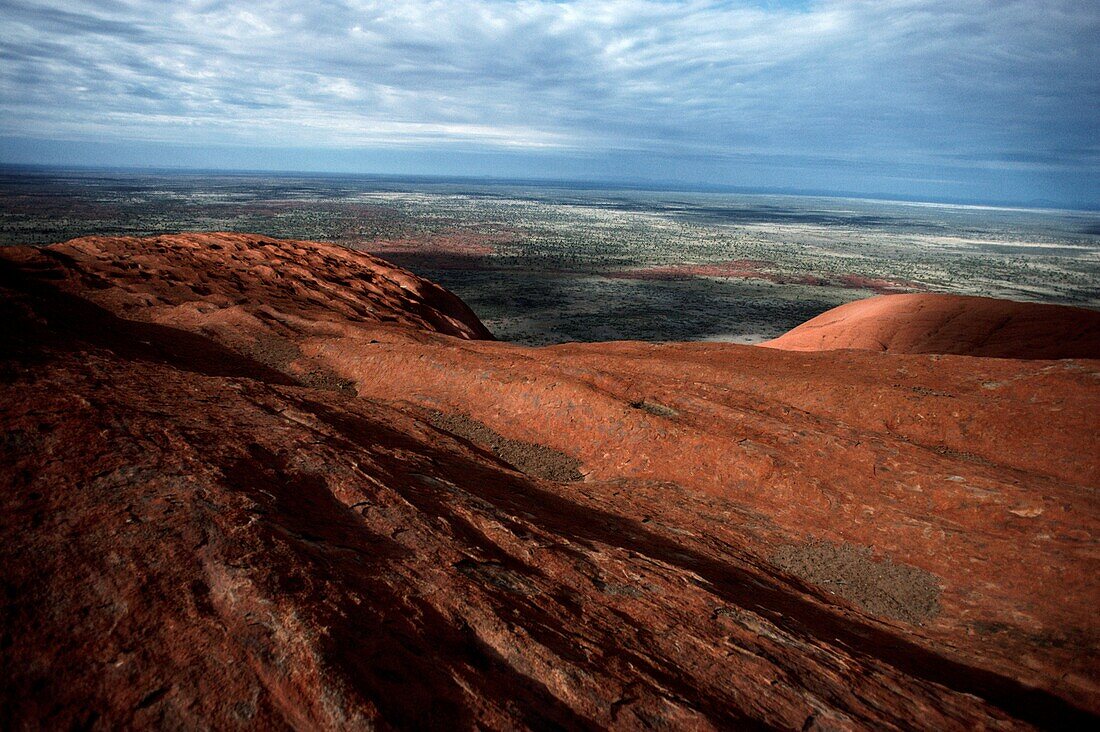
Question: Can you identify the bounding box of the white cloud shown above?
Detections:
[0,0,1096,172]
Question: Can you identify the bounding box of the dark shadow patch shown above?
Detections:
[375,257,844,346]
[135,686,169,710]
[454,558,538,596]
[630,400,678,418]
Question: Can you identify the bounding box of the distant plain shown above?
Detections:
[3,168,1097,345]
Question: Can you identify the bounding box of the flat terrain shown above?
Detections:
[3,169,1098,344]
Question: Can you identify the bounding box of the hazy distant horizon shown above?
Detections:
[3,162,1097,214]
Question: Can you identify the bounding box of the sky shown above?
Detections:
[1,0,1097,206]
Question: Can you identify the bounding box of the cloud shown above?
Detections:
[0,0,1097,189]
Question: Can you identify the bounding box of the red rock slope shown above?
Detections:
[1,233,1098,730]
[764,292,1100,358]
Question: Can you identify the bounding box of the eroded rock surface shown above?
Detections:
[1,234,1097,730]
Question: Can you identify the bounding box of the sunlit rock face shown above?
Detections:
[1,233,1097,729]
[764,291,1100,359]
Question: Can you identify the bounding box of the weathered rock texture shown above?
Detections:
[764,292,1100,359]
[1,233,1097,730]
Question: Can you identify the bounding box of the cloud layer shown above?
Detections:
[1,1,1097,201]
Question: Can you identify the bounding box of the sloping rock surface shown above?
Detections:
[1,234,1098,730]
[763,292,1100,358]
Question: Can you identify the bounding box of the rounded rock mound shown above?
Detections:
[12,232,495,341]
[763,293,1100,359]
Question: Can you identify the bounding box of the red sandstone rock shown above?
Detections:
[764,292,1100,358]
[1,234,1097,730]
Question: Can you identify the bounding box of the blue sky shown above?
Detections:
[1,0,1097,206]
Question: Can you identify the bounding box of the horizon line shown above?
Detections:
[2,161,1097,214]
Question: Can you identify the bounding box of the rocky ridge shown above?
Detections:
[1,233,1097,730]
